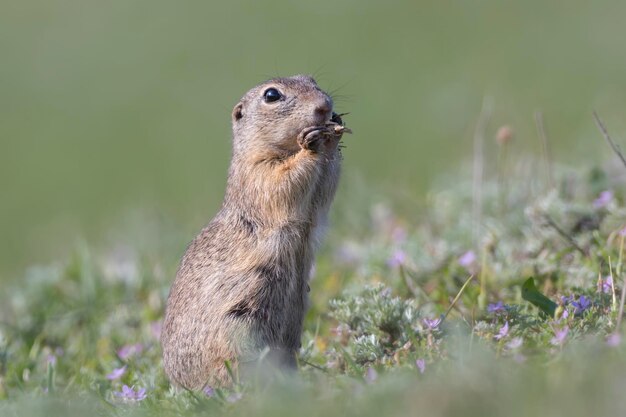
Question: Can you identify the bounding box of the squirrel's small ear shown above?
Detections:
[232,102,244,121]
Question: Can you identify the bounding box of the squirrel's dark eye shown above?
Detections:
[263,88,282,103]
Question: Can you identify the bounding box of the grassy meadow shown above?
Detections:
[4,0,626,416]
[3,155,626,416]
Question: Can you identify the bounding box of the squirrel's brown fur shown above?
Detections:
[161,75,344,389]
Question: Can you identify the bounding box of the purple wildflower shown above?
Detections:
[494,321,509,340]
[593,190,613,209]
[507,337,523,350]
[487,301,505,314]
[106,366,127,381]
[572,296,591,315]
[117,343,143,360]
[114,385,147,402]
[387,249,407,268]
[607,333,621,347]
[560,295,573,305]
[365,367,378,384]
[551,327,569,346]
[620,226,626,237]
[422,317,441,330]
[415,358,426,374]
[458,250,476,268]
[46,354,57,366]
[602,276,614,294]
[203,386,215,397]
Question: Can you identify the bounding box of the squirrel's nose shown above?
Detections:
[314,99,332,119]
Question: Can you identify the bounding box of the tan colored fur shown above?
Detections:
[161,75,343,389]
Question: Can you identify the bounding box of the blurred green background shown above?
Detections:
[2,0,626,279]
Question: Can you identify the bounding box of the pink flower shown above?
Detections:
[114,385,147,401]
[593,190,613,209]
[117,343,143,360]
[422,317,441,330]
[387,249,407,268]
[494,321,509,340]
[458,250,476,268]
[602,276,614,294]
[487,301,505,314]
[106,366,127,380]
[551,327,569,346]
[415,358,426,374]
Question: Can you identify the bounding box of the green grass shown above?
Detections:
[2,149,626,416]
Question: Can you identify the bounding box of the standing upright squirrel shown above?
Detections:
[161,75,349,389]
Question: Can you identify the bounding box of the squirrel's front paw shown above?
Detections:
[297,126,333,152]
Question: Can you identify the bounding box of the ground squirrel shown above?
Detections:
[161,75,350,389]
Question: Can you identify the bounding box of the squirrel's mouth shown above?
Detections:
[326,112,352,135]
[330,112,344,125]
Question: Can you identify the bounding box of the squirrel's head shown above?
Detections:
[230,75,334,156]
